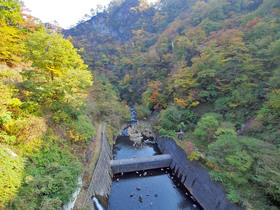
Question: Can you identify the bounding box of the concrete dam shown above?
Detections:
[83,122,242,210]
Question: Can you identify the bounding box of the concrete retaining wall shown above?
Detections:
[83,124,113,209]
[110,154,172,174]
[157,138,243,210]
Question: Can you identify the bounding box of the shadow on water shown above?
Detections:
[113,136,161,160]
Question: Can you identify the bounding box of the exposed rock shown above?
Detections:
[127,125,143,144]
[130,192,134,197]
[139,195,143,202]
[44,22,63,33]
[127,121,155,145]
[5,148,18,157]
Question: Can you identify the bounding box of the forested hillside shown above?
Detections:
[0,1,129,209]
[66,0,280,208]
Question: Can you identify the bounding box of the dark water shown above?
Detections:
[108,135,201,210]
[113,136,160,160]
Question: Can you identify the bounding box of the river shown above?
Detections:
[107,108,201,210]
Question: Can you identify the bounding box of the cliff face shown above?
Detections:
[44,22,63,33]
[90,14,117,37]
[65,0,155,41]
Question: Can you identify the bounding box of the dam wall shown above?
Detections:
[83,124,113,209]
[157,138,243,210]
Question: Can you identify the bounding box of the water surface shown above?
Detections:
[108,137,201,210]
[108,107,201,209]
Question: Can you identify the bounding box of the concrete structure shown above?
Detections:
[83,124,113,209]
[82,124,243,210]
[110,154,172,174]
[157,138,243,210]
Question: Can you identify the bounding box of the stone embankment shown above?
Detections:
[82,124,113,209]
[157,138,243,210]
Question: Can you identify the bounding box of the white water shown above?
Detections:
[93,197,105,210]
[63,176,82,210]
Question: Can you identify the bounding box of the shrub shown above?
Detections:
[70,115,95,143]
[0,131,16,144]
[157,106,198,138]
[215,122,237,137]
[207,135,280,204]
[0,109,12,128]
[0,146,25,208]
[10,145,82,209]
[4,116,47,154]
[134,103,151,119]
[193,113,220,142]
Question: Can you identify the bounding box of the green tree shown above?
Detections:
[23,27,92,104]
[193,113,220,142]
[167,62,199,108]
[24,27,88,81]
[0,146,25,208]
[190,1,208,25]
[191,43,222,103]
[0,0,22,26]
[173,36,192,61]
[254,149,280,203]
[0,21,24,66]
[207,134,279,204]
[134,103,151,119]
[157,105,194,138]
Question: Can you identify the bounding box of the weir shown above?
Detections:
[85,106,243,209]
[110,154,172,174]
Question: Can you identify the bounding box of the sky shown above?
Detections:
[23,0,158,29]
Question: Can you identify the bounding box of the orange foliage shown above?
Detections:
[272,9,279,16]
[247,20,259,27]
[148,81,163,109]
